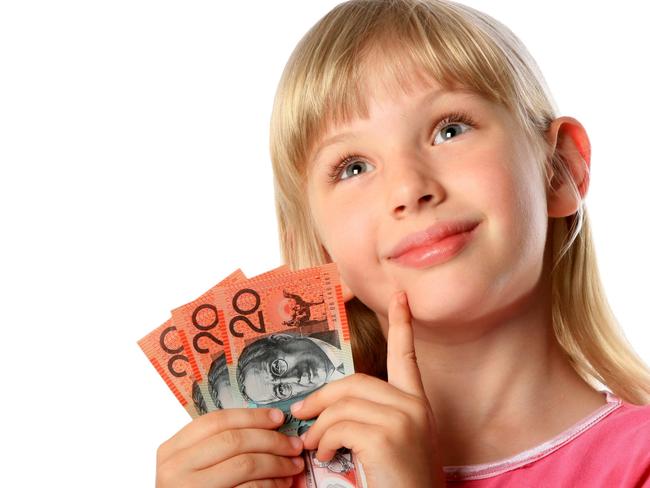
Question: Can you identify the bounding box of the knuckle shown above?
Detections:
[233,453,256,473]
[352,372,370,383]
[155,461,177,488]
[392,409,412,430]
[409,397,432,424]
[336,396,354,410]
[220,429,244,450]
[370,427,390,447]
[239,481,264,488]
[278,432,295,449]
[206,408,228,427]
[334,419,354,435]
[239,481,284,488]
[155,443,167,465]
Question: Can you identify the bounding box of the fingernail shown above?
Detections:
[396,291,406,306]
[270,409,284,423]
[290,400,303,413]
[289,436,302,449]
[291,456,304,467]
[299,432,307,442]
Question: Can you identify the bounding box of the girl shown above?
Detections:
[155,0,650,486]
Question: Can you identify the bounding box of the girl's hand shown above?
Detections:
[290,291,445,488]
[156,408,305,488]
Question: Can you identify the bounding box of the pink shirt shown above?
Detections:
[444,390,650,487]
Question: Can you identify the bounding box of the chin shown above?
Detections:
[405,279,486,324]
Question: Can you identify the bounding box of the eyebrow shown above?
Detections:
[312,87,448,162]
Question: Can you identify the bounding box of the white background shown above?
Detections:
[1,1,648,486]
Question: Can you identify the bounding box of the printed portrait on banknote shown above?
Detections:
[235,329,346,405]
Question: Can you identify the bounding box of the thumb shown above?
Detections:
[386,291,426,397]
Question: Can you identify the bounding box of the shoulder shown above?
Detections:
[585,399,650,483]
[599,399,650,440]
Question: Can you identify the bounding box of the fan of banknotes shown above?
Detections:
[138,262,368,487]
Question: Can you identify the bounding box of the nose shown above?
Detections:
[386,153,445,217]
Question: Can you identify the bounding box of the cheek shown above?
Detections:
[467,140,547,246]
[326,210,378,285]
[312,191,376,263]
[468,146,549,294]
[311,192,387,303]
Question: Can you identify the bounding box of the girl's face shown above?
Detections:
[306,76,551,333]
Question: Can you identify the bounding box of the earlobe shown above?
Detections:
[545,116,591,218]
[321,244,356,303]
[339,279,356,303]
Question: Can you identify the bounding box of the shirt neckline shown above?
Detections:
[443,389,623,481]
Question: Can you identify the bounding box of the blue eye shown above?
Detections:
[433,121,471,145]
[432,110,476,145]
[327,154,375,183]
[326,110,476,184]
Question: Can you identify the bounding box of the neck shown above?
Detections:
[376,265,603,466]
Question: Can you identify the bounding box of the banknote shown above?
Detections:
[137,317,201,419]
[296,449,368,488]
[171,268,247,413]
[139,262,366,487]
[172,265,291,414]
[215,262,355,436]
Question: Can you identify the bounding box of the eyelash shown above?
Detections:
[326,110,477,183]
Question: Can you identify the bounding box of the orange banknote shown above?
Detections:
[137,317,201,419]
[170,268,246,413]
[215,262,354,435]
[138,262,366,487]
[172,265,290,414]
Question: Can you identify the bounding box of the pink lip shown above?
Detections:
[387,219,481,268]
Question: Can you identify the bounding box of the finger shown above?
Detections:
[300,397,399,450]
[181,429,303,470]
[195,452,305,488]
[235,477,294,488]
[386,291,426,397]
[158,408,285,465]
[311,420,376,462]
[290,373,407,420]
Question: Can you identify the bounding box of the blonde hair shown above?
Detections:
[268,0,650,404]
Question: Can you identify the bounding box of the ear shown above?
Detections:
[545,116,592,218]
[321,244,356,303]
